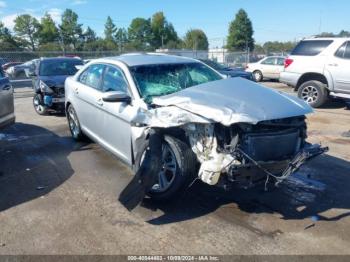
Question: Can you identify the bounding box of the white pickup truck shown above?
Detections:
[280,37,350,107]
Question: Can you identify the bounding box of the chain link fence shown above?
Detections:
[0,49,276,82]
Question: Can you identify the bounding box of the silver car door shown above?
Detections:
[327,41,350,92]
[72,64,105,139]
[0,69,15,129]
[98,65,133,165]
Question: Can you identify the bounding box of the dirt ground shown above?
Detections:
[0,82,349,255]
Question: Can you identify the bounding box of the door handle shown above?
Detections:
[328,63,338,67]
[2,84,11,90]
[96,98,103,106]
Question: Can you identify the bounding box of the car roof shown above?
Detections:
[39,57,82,62]
[302,37,350,41]
[99,53,198,67]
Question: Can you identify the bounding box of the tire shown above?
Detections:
[67,104,85,141]
[33,93,48,115]
[298,80,328,108]
[253,70,263,82]
[136,135,197,200]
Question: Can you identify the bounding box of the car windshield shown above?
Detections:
[131,62,222,103]
[39,59,83,76]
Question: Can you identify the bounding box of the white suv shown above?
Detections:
[280,38,350,107]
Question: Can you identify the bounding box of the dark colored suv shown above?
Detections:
[32,57,83,115]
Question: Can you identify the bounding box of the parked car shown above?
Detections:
[280,38,350,108]
[65,53,326,200]
[2,62,23,71]
[32,57,83,115]
[0,68,15,129]
[246,56,285,82]
[6,59,39,79]
[200,59,254,81]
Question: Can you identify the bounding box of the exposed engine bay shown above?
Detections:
[182,116,327,188]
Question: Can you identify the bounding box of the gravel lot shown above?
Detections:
[0,81,350,255]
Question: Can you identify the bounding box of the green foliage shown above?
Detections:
[38,42,62,51]
[184,29,209,50]
[227,9,254,51]
[104,16,117,43]
[128,18,152,51]
[38,13,59,45]
[13,14,40,51]
[317,30,350,38]
[262,41,296,54]
[115,28,128,51]
[84,26,97,43]
[59,9,83,51]
[150,12,178,49]
[0,22,21,51]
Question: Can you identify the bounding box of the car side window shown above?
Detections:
[101,66,129,93]
[79,64,105,90]
[335,42,347,58]
[261,57,275,65]
[345,42,350,59]
[277,58,285,65]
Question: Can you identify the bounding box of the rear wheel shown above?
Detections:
[67,104,85,141]
[33,93,48,115]
[138,135,197,200]
[298,80,328,108]
[253,70,263,82]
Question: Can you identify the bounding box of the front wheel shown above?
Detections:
[33,93,48,115]
[298,80,328,108]
[137,135,197,200]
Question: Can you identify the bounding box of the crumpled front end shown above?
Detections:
[182,117,328,187]
[129,78,327,188]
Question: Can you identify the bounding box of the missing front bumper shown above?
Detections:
[225,144,329,188]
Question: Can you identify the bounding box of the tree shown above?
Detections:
[104,16,116,42]
[227,9,254,51]
[184,29,209,50]
[115,28,128,51]
[150,12,178,49]
[0,22,20,51]
[59,9,83,51]
[13,14,40,51]
[128,18,152,50]
[38,13,59,45]
[84,26,97,43]
[262,41,296,54]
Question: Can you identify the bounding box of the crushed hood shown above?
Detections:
[151,78,313,126]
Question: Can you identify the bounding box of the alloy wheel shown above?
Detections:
[301,85,319,104]
[141,143,177,193]
[68,106,80,137]
[33,95,45,114]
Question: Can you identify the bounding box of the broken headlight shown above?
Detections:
[39,80,54,94]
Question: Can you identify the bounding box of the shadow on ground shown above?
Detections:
[0,122,87,211]
[136,154,350,225]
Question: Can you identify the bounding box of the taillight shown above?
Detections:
[284,58,293,68]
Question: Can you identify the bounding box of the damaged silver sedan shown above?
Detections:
[65,53,327,202]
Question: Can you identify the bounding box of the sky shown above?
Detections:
[0,0,349,48]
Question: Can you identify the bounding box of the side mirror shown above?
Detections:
[102,91,131,104]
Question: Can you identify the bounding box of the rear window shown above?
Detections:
[290,40,333,56]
